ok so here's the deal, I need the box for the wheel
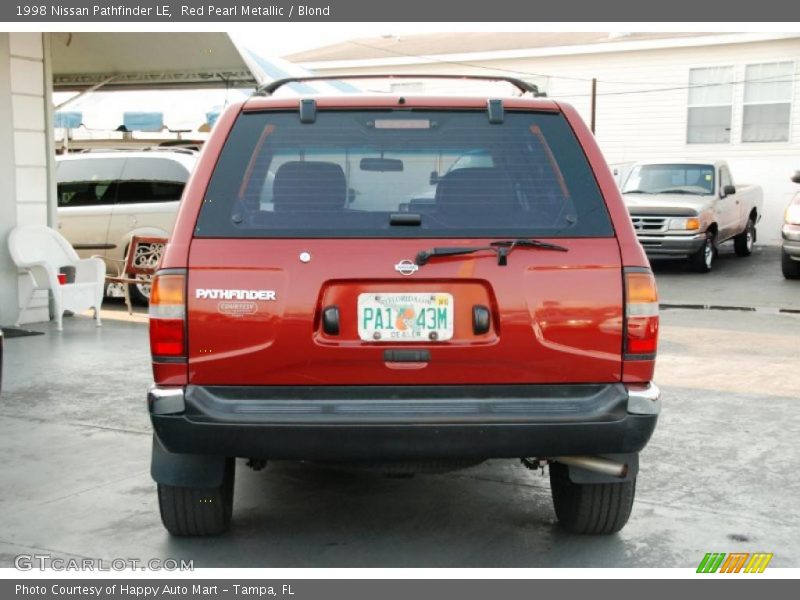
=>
[127,275,152,306]
[157,459,235,536]
[549,462,635,535]
[782,250,800,280]
[689,231,715,273]
[734,217,755,257]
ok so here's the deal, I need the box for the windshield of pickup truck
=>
[196,110,613,238]
[623,163,715,196]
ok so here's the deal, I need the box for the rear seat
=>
[434,167,519,227]
[273,161,347,211]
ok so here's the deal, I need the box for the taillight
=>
[149,272,186,357]
[624,269,659,358]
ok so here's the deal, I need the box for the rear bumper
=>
[636,233,706,257]
[149,383,660,460]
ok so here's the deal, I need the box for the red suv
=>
[147,75,660,537]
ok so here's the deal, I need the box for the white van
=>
[56,149,197,303]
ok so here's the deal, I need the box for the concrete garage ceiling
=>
[50,32,257,91]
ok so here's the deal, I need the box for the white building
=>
[289,32,800,242]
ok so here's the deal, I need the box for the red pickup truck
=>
[147,75,660,537]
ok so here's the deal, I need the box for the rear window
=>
[119,157,191,185]
[57,158,123,207]
[196,110,612,238]
[116,157,189,204]
[57,156,190,207]
[116,181,185,203]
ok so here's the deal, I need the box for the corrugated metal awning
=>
[50,32,257,91]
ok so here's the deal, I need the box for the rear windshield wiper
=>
[415,239,568,267]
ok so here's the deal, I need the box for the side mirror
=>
[791,171,800,184]
[722,184,736,197]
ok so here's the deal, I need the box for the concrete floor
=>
[1,246,799,568]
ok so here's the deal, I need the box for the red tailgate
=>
[186,238,622,385]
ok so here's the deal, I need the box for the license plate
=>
[357,293,454,342]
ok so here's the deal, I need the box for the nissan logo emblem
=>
[394,259,419,276]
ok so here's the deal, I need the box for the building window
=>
[687,66,734,144]
[742,62,793,143]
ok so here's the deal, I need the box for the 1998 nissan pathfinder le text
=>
[147,75,661,537]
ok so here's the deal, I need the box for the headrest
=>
[435,167,516,213]
[273,161,346,211]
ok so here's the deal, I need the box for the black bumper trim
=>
[183,383,627,425]
[152,356,187,364]
[150,383,657,460]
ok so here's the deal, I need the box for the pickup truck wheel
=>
[734,218,755,257]
[157,460,235,536]
[689,232,715,273]
[782,250,800,280]
[549,462,635,535]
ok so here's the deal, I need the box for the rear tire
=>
[782,250,800,280]
[549,462,635,535]
[734,217,755,257]
[157,459,235,536]
[689,231,715,273]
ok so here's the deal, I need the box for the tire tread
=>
[157,462,234,536]
[782,251,800,279]
[733,218,755,257]
[550,462,635,535]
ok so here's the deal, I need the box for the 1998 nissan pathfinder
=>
[146,75,661,536]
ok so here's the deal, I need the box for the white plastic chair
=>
[8,225,105,331]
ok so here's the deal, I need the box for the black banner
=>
[1,0,797,22]
[4,579,798,600]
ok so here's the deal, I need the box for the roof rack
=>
[254,74,544,97]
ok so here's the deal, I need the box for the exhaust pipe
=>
[554,456,628,478]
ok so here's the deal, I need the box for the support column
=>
[0,32,51,326]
